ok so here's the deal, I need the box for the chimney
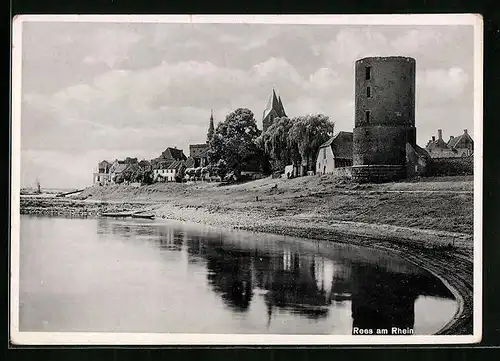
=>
[464,129,468,135]
[438,129,443,140]
[450,136,454,141]
[432,136,435,142]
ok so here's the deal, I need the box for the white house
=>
[316,131,353,175]
[153,168,168,182]
[154,160,185,182]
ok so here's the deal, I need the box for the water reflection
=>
[169,221,454,332]
[21,216,457,334]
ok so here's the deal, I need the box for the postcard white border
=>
[10,14,483,346]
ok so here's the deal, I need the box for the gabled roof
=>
[167,160,185,171]
[414,144,431,159]
[111,163,128,174]
[447,132,473,149]
[319,131,353,160]
[162,147,187,161]
[447,136,460,148]
[184,157,196,168]
[151,158,174,170]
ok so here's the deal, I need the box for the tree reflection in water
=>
[98,219,455,333]
[205,246,254,312]
[187,233,338,320]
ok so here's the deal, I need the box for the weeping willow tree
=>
[260,116,297,173]
[288,114,334,175]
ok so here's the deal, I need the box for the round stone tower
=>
[352,56,416,183]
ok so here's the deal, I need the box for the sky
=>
[17,20,475,189]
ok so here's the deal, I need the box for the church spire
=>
[207,109,215,144]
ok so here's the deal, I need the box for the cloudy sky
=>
[18,20,475,189]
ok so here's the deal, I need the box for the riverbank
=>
[19,174,475,335]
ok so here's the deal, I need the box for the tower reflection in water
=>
[183,227,454,333]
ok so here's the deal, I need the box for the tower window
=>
[365,110,371,123]
[365,66,371,80]
[367,86,371,98]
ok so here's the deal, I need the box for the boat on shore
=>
[131,213,156,220]
[101,212,134,218]
[101,212,155,219]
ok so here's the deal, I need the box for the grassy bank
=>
[20,174,475,335]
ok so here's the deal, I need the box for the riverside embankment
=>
[19,175,475,335]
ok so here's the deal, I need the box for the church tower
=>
[262,88,287,132]
[207,109,215,143]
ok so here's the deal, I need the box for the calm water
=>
[19,215,457,335]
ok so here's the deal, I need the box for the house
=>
[189,143,209,167]
[150,147,187,172]
[447,129,474,157]
[153,166,168,182]
[161,147,187,162]
[107,160,142,184]
[93,160,112,185]
[109,160,128,183]
[425,129,474,158]
[153,160,186,182]
[406,143,431,178]
[316,131,353,175]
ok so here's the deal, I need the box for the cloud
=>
[18,23,474,188]
[80,28,142,67]
[391,28,444,54]
[321,28,392,66]
[417,67,470,102]
[318,26,473,71]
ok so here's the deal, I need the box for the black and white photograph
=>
[10,14,482,345]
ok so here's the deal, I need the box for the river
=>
[18,215,458,335]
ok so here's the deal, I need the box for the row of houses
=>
[313,128,473,176]
[93,143,211,186]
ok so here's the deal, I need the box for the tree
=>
[261,116,296,173]
[114,174,124,184]
[195,167,202,178]
[186,168,195,179]
[289,114,334,174]
[208,108,261,178]
[215,159,228,179]
[142,170,154,185]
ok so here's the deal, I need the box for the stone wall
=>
[352,165,406,183]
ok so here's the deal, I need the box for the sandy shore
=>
[19,175,474,335]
